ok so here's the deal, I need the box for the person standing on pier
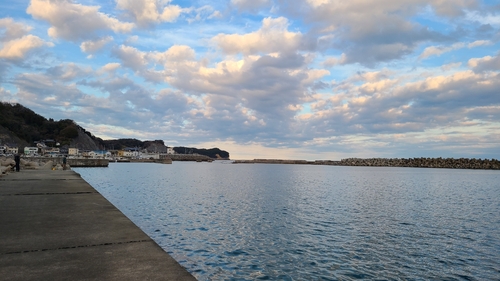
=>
[14,154,20,172]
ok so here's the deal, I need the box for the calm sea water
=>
[74,162,500,280]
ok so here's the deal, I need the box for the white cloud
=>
[0,17,32,42]
[100,63,121,73]
[155,45,196,63]
[467,40,492,48]
[113,45,148,70]
[419,43,464,60]
[115,0,183,27]
[0,17,53,60]
[323,54,347,67]
[231,0,271,12]
[27,0,134,41]
[45,63,91,81]
[419,40,492,60]
[441,62,462,71]
[0,34,53,59]
[468,53,500,72]
[212,17,304,55]
[208,11,223,19]
[80,36,113,55]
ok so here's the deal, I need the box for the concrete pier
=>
[0,170,196,281]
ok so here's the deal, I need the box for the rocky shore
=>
[233,157,500,170]
[0,156,69,177]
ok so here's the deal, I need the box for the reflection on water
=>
[75,163,500,280]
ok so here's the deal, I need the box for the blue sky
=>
[1,0,499,160]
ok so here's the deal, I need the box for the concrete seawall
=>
[22,157,109,167]
[169,154,214,162]
[0,170,196,280]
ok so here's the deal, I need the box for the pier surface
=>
[0,170,196,281]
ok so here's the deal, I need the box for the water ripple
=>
[76,163,500,280]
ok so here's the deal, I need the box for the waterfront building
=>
[24,147,39,156]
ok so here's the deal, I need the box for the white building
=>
[24,147,39,156]
[7,146,18,154]
[68,148,79,156]
[87,150,111,159]
[166,147,175,154]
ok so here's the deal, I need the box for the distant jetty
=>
[233,158,500,170]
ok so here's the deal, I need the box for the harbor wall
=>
[22,157,109,167]
[233,157,500,170]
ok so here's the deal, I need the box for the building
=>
[166,147,175,154]
[7,146,19,154]
[43,147,60,156]
[92,150,111,159]
[68,148,79,156]
[24,147,39,156]
[1,144,19,155]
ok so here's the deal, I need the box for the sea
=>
[74,162,500,281]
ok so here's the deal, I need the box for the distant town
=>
[1,139,179,161]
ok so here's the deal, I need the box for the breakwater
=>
[32,157,109,167]
[129,158,173,164]
[67,158,109,167]
[169,154,213,162]
[233,157,500,170]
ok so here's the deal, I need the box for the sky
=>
[1,0,499,160]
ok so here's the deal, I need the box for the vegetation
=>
[0,102,78,146]
[173,146,230,159]
[102,138,145,150]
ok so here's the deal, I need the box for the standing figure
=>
[63,156,67,170]
[14,154,20,172]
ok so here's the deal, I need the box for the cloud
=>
[45,63,92,82]
[466,10,500,26]
[115,0,184,27]
[468,53,500,72]
[27,0,134,42]
[419,40,492,60]
[212,17,305,55]
[231,0,272,12]
[0,87,15,102]
[99,63,121,73]
[323,53,347,67]
[80,36,113,55]
[0,17,53,60]
[467,39,492,48]
[0,34,53,59]
[0,17,32,41]
[283,0,478,65]
[112,45,148,70]
[419,43,464,60]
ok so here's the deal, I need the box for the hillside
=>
[0,102,230,159]
[0,102,98,150]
